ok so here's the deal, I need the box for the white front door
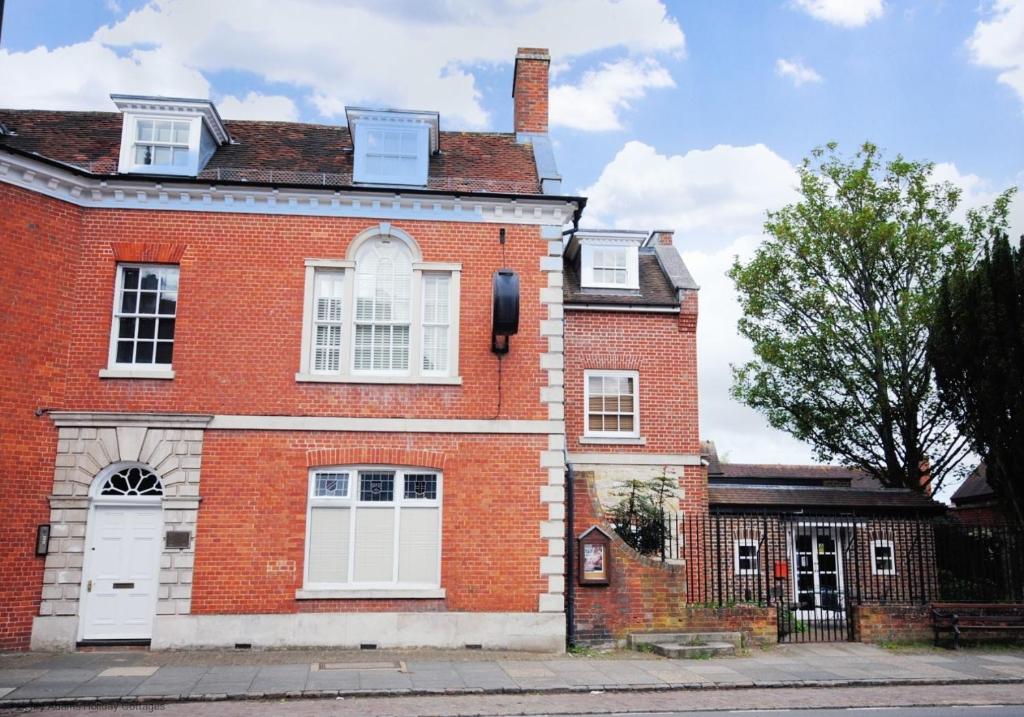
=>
[80,503,163,641]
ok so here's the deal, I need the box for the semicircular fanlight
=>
[99,465,163,497]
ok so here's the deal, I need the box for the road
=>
[4,683,1023,716]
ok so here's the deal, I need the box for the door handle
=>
[87,580,93,593]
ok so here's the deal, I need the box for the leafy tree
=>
[608,470,679,558]
[929,232,1024,525]
[730,142,1013,492]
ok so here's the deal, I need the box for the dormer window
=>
[112,94,230,177]
[577,231,643,290]
[347,108,439,187]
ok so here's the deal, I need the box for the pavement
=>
[0,642,1022,709]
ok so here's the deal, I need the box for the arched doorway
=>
[78,462,164,643]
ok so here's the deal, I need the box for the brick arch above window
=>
[110,242,188,264]
[306,447,449,470]
[583,354,643,371]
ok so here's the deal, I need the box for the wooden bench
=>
[931,603,1024,649]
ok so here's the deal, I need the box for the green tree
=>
[608,470,679,558]
[929,232,1024,525]
[730,142,1013,492]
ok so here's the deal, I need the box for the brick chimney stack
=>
[513,47,550,134]
[652,230,675,246]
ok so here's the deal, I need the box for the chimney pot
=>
[513,47,550,134]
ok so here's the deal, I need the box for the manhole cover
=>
[313,660,405,672]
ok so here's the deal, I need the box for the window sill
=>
[578,436,646,446]
[99,368,175,380]
[295,588,446,600]
[295,373,462,386]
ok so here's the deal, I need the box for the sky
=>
[2,0,1023,480]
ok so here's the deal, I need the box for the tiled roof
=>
[708,485,945,512]
[714,463,867,484]
[951,463,994,504]
[564,251,680,308]
[0,109,542,195]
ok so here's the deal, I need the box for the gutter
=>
[564,452,575,650]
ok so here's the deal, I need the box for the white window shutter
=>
[352,508,395,583]
[307,507,350,583]
[312,271,344,373]
[398,508,440,584]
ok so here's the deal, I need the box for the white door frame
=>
[791,525,846,621]
[77,465,164,643]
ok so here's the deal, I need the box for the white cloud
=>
[550,58,674,131]
[10,0,679,129]
[968,0,1024,110]
[792,0,884,27]
[218,92,299,122]
[931,161,1024,238]
[580,141,800,247]
[0,44,208,111]
[581,141,813,463]
[775,58,823,86]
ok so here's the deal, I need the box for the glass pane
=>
[392,326,409,370]
[588,414,603,431]
[157,318,175,340]
[588,375,602,394]
[173,122,190,144]
[122,267,140,289]
[118,317,136,340]
[120,291,137,314]
[315,472,349,497]
[136,120,153,141]
[155,341,173,364]
[137,318,156,339]
[153,146,172,165]
[159,270,178,291]
[140,270,159,290]
[135,341,154,363]
[116,340,134,363]
[139,291,157,314]
[360,472,394,502]
[404,474,437,500]
[619,414,634,431]
[134,145,152,164]
[155,120,172,142]
[158,292,177,316]
[172,147,189,167]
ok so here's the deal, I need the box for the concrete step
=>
[628,631,744,650]
[648,641,736,659]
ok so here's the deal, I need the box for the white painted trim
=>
[295,588,446,599]
[0,150,580,225]
[414,261,462,272]
[49,411,212,428]
[304,259,355,269]
[583,369,640,440]
[295,373,462,385]
[207,415,560,433]
[577,436,647,446]
[98,368,176,380]
[564,304,680,314]
[568,453,702,466]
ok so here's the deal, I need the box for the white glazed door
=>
[81,505,163,641]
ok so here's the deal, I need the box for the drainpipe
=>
[564,453,575,649]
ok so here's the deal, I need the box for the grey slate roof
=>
[951,463,994,505]
[708,484,946,512]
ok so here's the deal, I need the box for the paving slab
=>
[132,666,207,696]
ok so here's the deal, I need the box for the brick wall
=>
[192,431,548,614]
[0,184,81,649]
[571,471,774,646]
[513,48,549,134]
[850,604,932,643]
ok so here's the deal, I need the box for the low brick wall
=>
[571,472,776,647]
[850,604,932,643]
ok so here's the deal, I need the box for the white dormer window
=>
[133,118,193,169]
[347,108,439,187]
[581,243,639,290]
[112,95,230,177]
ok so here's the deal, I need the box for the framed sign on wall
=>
[578,526,612,586]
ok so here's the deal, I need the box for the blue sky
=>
[2,0,1022,480]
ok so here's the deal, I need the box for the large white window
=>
[304,467,442,592]
[297,228,460,384]
[584,370,640,438]
[105,264,178,376]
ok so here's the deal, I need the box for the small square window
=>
[315,472,350,498]
[735,539,759,575]
[871,540,896,575]
[584,370,639,437]
[109,264,178,370]
[360,472,395,502]
[404,474,438,500]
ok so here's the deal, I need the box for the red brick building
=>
[0,48,599,652]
